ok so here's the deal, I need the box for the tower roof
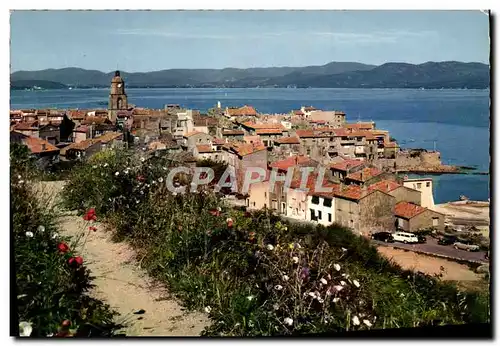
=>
[112,70,124,83]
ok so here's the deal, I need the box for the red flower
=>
[209,209,220,217]
[89,226,97,232]
[83,208,97,221]
[249,231,256,241]
[57,242,69,254]
[137,175,145,182]
[68,256,83,267]
[244,211,252,218]
[61,320,71,328]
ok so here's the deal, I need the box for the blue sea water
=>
[10,88,490,203]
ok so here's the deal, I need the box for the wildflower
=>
[282,275,289,281]
[61,320,71,327]
[308,292,316,298]
[47,333,54,337]
[352,316,360,326]
[300,267,310,281]
[292,256,299,264]
[266,244,274,251]
[333,297,340,303]
[273,304,279,310]
[57,242,69,253]
[295,243,302,249]
[284,317,293,326]
[320,278,328,285]
[140,157,146,162]
[37,226,45,234]
[204,306,212,314]
[19,321,32,337]
[333,285,343,292]
[89,226,97,232]
[163,167,167,171]
[342,247,347,252]
[226,218,233,228]
[52,233,59,239]
[318,297,324,304]
[137,175,145,182]
[400,293,405,297]
[274,285,283,291]
[25,231,34,238]
[244,211,251,217]
[158,177,164,183]
[334,263,341,271]
[209,209,220,216]
[341,273,350,279]
[247,295,254,301]
[83,208,97,221]
[115,171,120,176]
[68,256,83,267]
[103,163,109,167]
[341,281,346,286]
[353,280,360,288]
[248,231,256,241]
[363,319,372,327]
[288,243,294,249]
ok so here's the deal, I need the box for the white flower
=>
[273,304,279,310]
[363,319,372,327]
[342,273,350,279]
[400,293,405,297]
[51,233,58,239]
[342,247,347,252]
[308,292,316,298]
[136,200,140,204]
[158,177,164,183]
[140,191,144,195]
[140,157,146,162]
[284,226,288,231]
[333,297,340,303]
[19,321,32,337]
[320,278,328,285]
[163,167,167,171]
[274,285,283,291]
[282,275,289,281]
[204,306,212,314]
[353,280,360,288]
[334,263,341,271]
[317,297,324,304]
[352,315,360,326]
[333,285,343,292]
[226,217,233,223]
[37,225,45,233]
[47,333,54,337]
[247,295,254,301]
[92,165,97,169]
[292,256,299,264]
[115,171,120,176]
[172,192,177,196]
[19,180,24,184]
[103,163,109,167]
[266,244,274,251]
[17,175,21,179]
[284,317,293,326]
[217,207,222,212]
[296,243,302,249]
[25,231,34,238]
[341,281,346,286]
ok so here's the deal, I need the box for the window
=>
[417,183,422,189]
[310,209,317,221]
[328,213,332,222]
[246,199,249,206]
[264,192,267,198]
[323,198,332,207]
[311,196,320,205]
[318,211,322,220]
[426,182,431,187]
[253,202,256,207]
[264,203,267,208]
[432,217,439,226]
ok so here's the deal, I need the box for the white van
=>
[393,232,419,244]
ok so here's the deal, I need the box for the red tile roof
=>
[95,132,123,144]
[212,138,226,145]
[183,131,204,138]
[394,201,427,219]
[330,159,364,172]
[222,129,245,136]
[343,122,375,130]
[196,144,213,153]
[13,121,39,131]
[242,121,284,130]
[61,138,100,154]
[346,167,383,182]
[295,129,331,138]
[269,155,318,172]
[69,110,87,120]
[334,185,363,201]
[368,180,402,193]
[275,136,300,145]
[82,116,108,125]
[227,105,257,117]
[256,128,283,135]
[24,136,59,154]
[225,142,266,157]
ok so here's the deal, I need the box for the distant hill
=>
[10,79,68,90]
[10,61,489,89]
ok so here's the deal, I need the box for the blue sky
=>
[10,10,490,72]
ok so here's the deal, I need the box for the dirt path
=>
[38,181,210,336]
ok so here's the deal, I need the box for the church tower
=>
[108,70,128,123]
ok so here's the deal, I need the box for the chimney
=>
[42,143,46,151]
[386,182,390,191]
[360,171,364,181]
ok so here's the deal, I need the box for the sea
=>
[10,88,491,204]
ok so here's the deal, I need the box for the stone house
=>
[39,123,60,144]
[13,121,39,138]
[343,122,375,132]
[394,201,445,232]
[224,105,258,121]
[334,185,396,236]
[182,131,213,150]
[345,167,386,186]
[309,110,346,128]
[368,180,422,205]
[383,142,400,159]
[194,144,223,161]
[246,180,271,210]
[10,131,60,169]
[330,159,366,181]
[222,129,245,141]
[60,138,102,161]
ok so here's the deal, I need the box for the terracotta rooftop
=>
[334,185,365,201]
[269,155,317,172]
[275,136,300,145]
[95,132,123,144]
[82,116,108,125]
[193,116,218,127]
[343,122,375,130]
[368,180,402,194]
[330,159,364,172]
[295,129,331,138]
[255,128,283,135]
[225,142,266,157]
[14,121,39,131]
[222,129,245,136]
[242,121,285,130]
[294,110,304,116]
[212,138,226,145]
[69,110,87,120]
[196,144,213,153]
[227,105,257,117]
[74,125,89,133]
[23,136,59,154]
[289,173,339,197]
[61,138,101,154]
[394,201,427,220]
[346,167,383,182]
[183,131,204,138]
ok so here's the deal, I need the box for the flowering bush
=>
[62,148,490,336]
[11,144,122,337]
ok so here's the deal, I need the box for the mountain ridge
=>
[10,61,489,89]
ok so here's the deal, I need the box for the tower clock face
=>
[117,83,122,88]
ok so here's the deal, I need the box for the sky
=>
[10,10,490,72]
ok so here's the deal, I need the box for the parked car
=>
[393,232,419,244]
[371,232,394,242]
[417,234,427,244]
[438,236,457,246]
[454,242,480,252]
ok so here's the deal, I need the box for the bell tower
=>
[108,70,128,122]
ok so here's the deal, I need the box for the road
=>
[372,237,488,263]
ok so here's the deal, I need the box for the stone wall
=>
[359,191,396,234]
